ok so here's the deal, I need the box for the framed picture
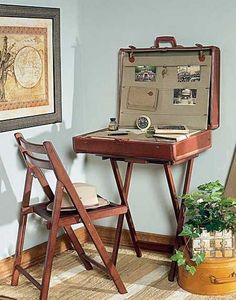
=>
[0,4,61,133]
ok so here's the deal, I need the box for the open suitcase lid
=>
[117,36,220,131]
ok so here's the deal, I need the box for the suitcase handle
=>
[210,272,236,284]
[155,36,177,48]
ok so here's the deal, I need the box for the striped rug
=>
[0,245,235,299]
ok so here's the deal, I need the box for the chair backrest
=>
[15,132,89,216]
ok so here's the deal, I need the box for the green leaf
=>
[179,225,193,237]
[170,250,186,266]
[179,224,200,239]
[191,252,205,265]
[177,258,186,266]
[185,265,196,275]
[170,250,184,261]
[222,197,236,204]
[191,232,201,239]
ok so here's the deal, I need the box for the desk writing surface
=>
[73,129,212,163]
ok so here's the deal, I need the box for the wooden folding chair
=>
[11,133,127,299]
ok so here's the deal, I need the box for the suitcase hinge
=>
[199,50,205,62]
[128,45,136,63]
[195,44,206,62]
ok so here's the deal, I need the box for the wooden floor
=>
[0,244,235,300]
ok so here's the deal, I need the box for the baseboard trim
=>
[95,225,175,252]
[0,226,87,279]
[0,225,174,278]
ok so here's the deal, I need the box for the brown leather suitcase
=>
[178,257,236,295]
[73,36,220,164]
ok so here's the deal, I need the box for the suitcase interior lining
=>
[119,52,212,130]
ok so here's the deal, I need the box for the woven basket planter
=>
[192,230,235,258]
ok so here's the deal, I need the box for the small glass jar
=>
[108,117,118,131]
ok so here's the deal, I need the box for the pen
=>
[108,132,129,136]
[154,135,176,140]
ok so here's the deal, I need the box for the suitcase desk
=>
[72,36,220,281]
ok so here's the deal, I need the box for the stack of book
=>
[153,125,200,142]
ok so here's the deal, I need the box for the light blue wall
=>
[76,0,236,234]
[0,0,235,260]
[0,0,84,259]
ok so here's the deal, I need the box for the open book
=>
[153,130,201,142]
[154,124,189,134]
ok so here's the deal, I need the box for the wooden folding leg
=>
[110,159,142,258]
[12,169,33,286]
[40,227,58,299]
[164,163,180,220]
[11,213,29,286]
[64,226,93,270]
[165,159,194,281]
[40,182,64,300]
[84,221,127,294]
[112,214,125,265]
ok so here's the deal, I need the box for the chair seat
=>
[46,195,110,212]
[32,202,128,228]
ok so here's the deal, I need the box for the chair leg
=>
[11,214,28,286]
[40,225,58,300]
[85,222,127,294]
[40,181,64,300]
[12,169,33,286]
[112,214,124,265]
[64,226,93,270]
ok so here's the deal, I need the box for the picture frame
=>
[0,4,61,133]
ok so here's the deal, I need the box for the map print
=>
[0,26,48,112]
[14,46,42,89]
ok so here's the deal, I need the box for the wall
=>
[76,0,236,233]
[0,0,83,260]
[0,0,235,260]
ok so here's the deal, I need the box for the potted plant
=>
[171,180,236,275]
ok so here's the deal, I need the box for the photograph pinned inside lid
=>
[173,88,197,105]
